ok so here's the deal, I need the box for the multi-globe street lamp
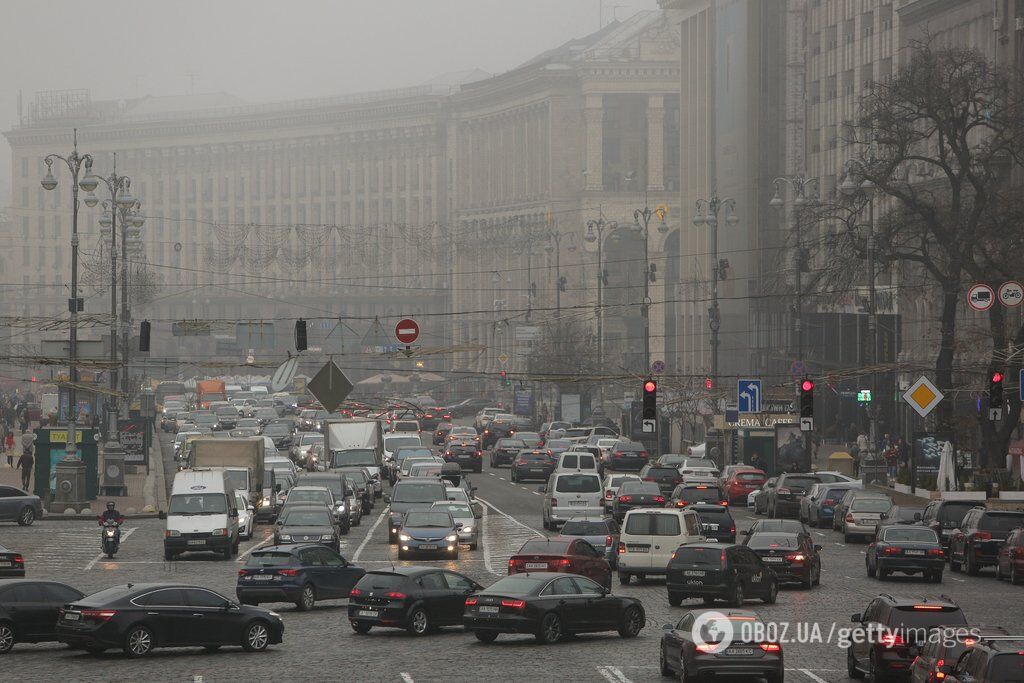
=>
[693,195,739,387]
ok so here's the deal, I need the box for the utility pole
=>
[693,194,740,387]
[585,212,613,409]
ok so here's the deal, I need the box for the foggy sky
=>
[0,0,657,205]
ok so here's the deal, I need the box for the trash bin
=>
[826,452,855,477]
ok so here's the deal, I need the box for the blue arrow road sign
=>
[738,379,762,414]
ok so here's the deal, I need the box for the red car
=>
[724,469,767,504]
[996,527,1024,584]
[508,537,612,589]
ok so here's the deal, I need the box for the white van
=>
[541,471,603,530]
[163,469,240,561]
[555,451,599,473]
[616,508,704,584]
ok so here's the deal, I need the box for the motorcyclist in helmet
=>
[99,501,124,524]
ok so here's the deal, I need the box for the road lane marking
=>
[354,508,388,562]
[400,674,414,683]
[84,527,137,570]
[799,669,829,683]
[596,667,623,683]
[950,576,965,582]
[814,532,825,536]
[605,667,632,683]
[236,533,275,563]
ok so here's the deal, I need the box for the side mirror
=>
[247,505,255,512]
[275,483,282,492]
[229,508,238,518]
[913,512,922,522]
[384,495,391,503]
[158,510,167,520]
[879,512,888,520]
[740,529,750,535]
[456,522,464,529]
[814,544,822,552]
[538,485,547,493]
[850,613,862,623]
[471,487,478,492]
[662,623,674,631]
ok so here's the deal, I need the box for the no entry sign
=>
[395,318,420,344]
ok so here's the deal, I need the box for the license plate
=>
[686,579,703,585]
[253,575,274,581]
[526,562,548,570]
[763,557,784,563]
[706,524,719,530]
[904,550,925,556]
[64,612,80,622]
[479,606,499,614]
[419,544,437,550]
[358,610,379,618]
[684,570,706,577]
[187,539,206,546]
[530,468,544,473]
[569,500,587,506]
[626,545,650,553]
[726,648,755,656]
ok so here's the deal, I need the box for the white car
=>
[234,490,254,540]
[747,489,759,507]
[813,470,862,487]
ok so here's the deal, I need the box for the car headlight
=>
[278,534,292,541]
[446,534,458,542]
[260,498,272,508]
[165,530,181,537]
[268,611,281,619]
[211,528,227,536]
[461,526,473,533]
[336,503,345,512]
[399,533,412,542]
[320,535,335,542]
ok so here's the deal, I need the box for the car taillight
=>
[237,569,249,576]
[846,513,856,522]
[350,588,362,597]
[278,569,300,576]
[509,558,525,571]
[880,632,904,647]
[1014,547,1024,558]
[643,476,655,482]
[386,592,407,600]
[729,525,736,535]
[675,500,688,507]
[605,535,613,546]
[556,558,571,567]
[973,531,992,541]
[476,451,483,457]
[696,642,720,653]
[883,547,901,556]
[82,609,118,622]
[465,597,478,606]
[760,643,781,652]
[786,553,806,563]
[719,500,729,506]
[12,554,23,564]
[777,487,791,495]
[618,542,626,554]
[638,451,648,459]
[654,496,665,504]
[605,490,613,499]
[618,495,632,503]
[501,599,526,610]
[721,549,727,569]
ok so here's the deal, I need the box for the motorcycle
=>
[99,518,124,558]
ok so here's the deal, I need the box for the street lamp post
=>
[693,195,740,388]
[41,129,98,461]
[585,213,615,408]
[632,204,670,377]
[544,230,577,316]
[101,198,145,416]
[769,177,819,368]
[840,162,878,451]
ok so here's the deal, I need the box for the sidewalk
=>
[0,427,166,519]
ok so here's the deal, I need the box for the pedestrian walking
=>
[16,448,33,491]
[4,431,13,467]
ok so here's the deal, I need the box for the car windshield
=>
[338,470,368,485]
[672,546,724,566]
[890,606,966,630]
[936,502,975,526]
[783,476,819,489]
[554,474,600,493]
[282,509,332,526]
[851,499,892,513]
[824,488,849,502]
[404,511,453,527]
[410,464,442,476]
[609,476,638,487]
[737,472,766,481]
[481,576,542,596]
[223,470,248,492]
[498,439,526,449]
[981,512,1024,531]
[520,452,548,462]
[883,527,937,543]
[392,482,446,503]
[676,487,722,503]
[561,520,610,535]
[386,436,421,451]
[624,513,680,536]
[395,448,433,460]
[433,503,472,517]
[288,490,331,504]
[518,539,571,554]
[747,533,801,549]
[620,481,661,495]
[263,424,290,436]
[169,493,227,515]
[331,449,377,467]
[546,439,571,449]
[300,434,323,446]
[246,552,294,567]
[214,407,236,416]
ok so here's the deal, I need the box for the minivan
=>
[555,451,599,473]
[163,469,240,561]
[616,508,704,584]
[541,472,603,530]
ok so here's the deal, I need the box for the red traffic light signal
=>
[992,371,1004,384]
[644,379,657,394]
[801,379,814,392]
[704,377,713,390]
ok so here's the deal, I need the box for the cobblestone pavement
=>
[1,430,1020,682]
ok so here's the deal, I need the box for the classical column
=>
[646,94,665,192]
[584,94,604,191]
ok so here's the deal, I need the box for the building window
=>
[21,157,28,178]
[21,217,28,240]
[203,178,212,202]
[37,216,45,239]
[236,207,245,224]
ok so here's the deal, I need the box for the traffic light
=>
[704,377,713,390]
[139,320,150,352]
[500,370,510,387]
[799,377,814,418]
[643,378,657,420]
[990,369,1005,409]
[295,319,308,352]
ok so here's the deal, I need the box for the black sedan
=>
[443,442,483,473]
[660,609,784,683]
[237,544,365,610]
[612,481,666,522]
[511,450,555,483]
[866,525,945,582]
[57,583,284,657]
[464,572,645,644]
[273,504,340,551]
[348,567,482,636]
[666,543,778,607]
[746,531,822,589]
[0,580,84,653]
[0,543,25,578]
[0,485,43,525]
[491,438,527,468]
[688,504,737,543]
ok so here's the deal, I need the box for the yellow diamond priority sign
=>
[903,376,943,418]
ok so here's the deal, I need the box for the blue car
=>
[237,544,365,611]
[397,510,460,560]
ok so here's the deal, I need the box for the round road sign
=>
[967,283,995,311]
[395,318,420,344]
[998,281,1024,308]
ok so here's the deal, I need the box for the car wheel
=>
[950,551,961,573]
[350,620,372,634]
[123,625,154,658]
[965,548,979,576]
[408,607,430,636]
[996,562,1005,581]
[878,567,888,581]
[762,580,778,605]
[867,560,876,578]
[536,612,563,644]
[397,550,407,561]
[668,593,683,607]
[242,620,270,652]
[618,571,631,585]
[221,547,233,560]
[0,621,14,653]
[1012,564,1022,585]
[297,584,316,611]
[868,651,886,682]
[729,582,744,607]
[474,630,498,643]
[848,648,864,679]
[17,506,35,526]
[659,644,673,676]
[803,569,814,590]
[931,571,943,583]
[618,606,643,638]
[844,533,852,544]
[341,524,350,536]
[164,549,175,562]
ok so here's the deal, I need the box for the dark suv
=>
[920,499,980,551]
[639,464,684,496]
[996,527,1024,584]
[665,543,778,607]
[942,635,1024,682]
[909,628,1008,683]
[948,507,1024,575]
[606,441,649,472]
[768,473,821,519]
[847,594,967,681]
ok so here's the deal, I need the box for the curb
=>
[36,513,162,522]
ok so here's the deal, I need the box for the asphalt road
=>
[1,428,1021,682]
